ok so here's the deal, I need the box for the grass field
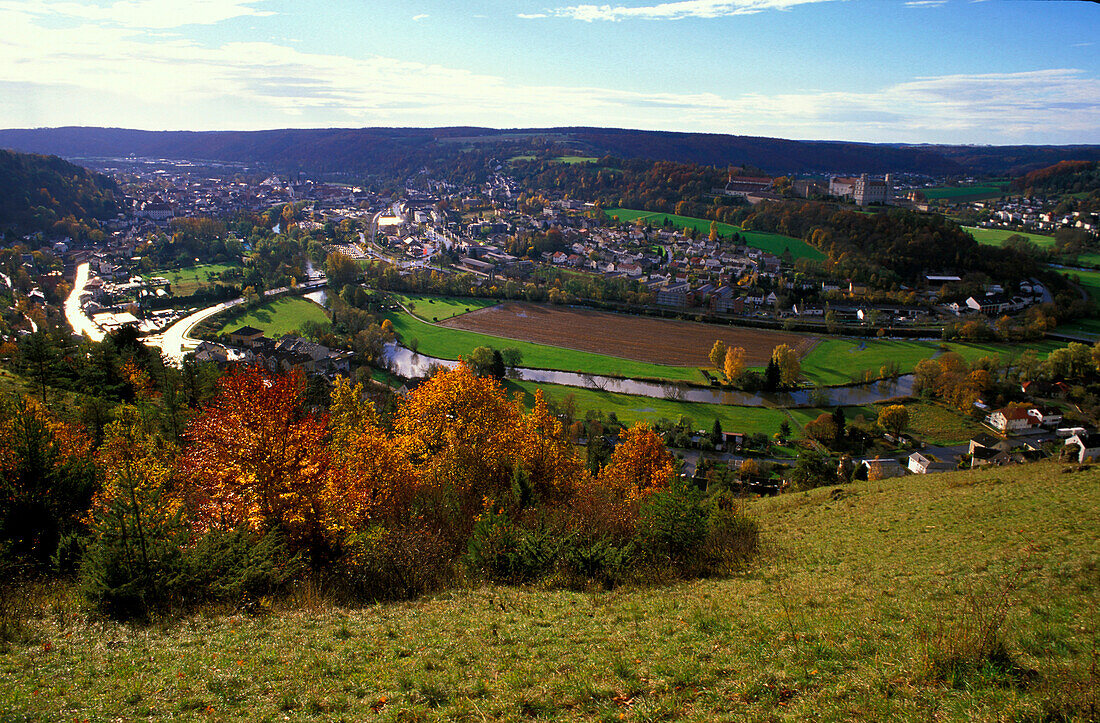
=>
[922,182,1010,202]
[508,379,807,436]
[384,309,707,383]
[964,226,1055,248]
[799,338,1057,386]
[1060,267,1100,300]
[903,401,985,446]
[606,208,825,262]
[390,293,497,322]
[214,296,329,338]
[152,263,242,296]
[4,462,1095,721]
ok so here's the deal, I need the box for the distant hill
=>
[0,148,118,239]
[2,126,1098,177]
[1012,160,1100,195]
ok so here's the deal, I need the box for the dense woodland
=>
[0,149,117,242]
[4,126,1100,177]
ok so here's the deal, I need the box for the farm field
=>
[152,263,242,295]
[390,293,497,322]
[6,463,1095,722]
[442,302,816,367]
[213,296,328,338]
[384,309,707,383]
[606,208,825,261]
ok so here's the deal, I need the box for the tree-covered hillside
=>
[0,149,118,240]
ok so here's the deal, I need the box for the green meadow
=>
[922,182,1010,201]
[964,226,1055,248]
[4,462,1095,721]
[606,208,825,262]
[390,293,498,322]
[151,263,243,296]
[214,296,329,338]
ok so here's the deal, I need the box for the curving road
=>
[144,297,244,365]
[64,262,105,342]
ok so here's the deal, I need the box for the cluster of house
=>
[194,325,353,377]
[944,280,1047,316]
[973,197,1098,235]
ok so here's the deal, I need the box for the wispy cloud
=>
[0,0,272,28]
[905,0,947,7]
[412,13,429,21]
[525,0,836,22]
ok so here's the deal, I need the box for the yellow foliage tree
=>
[772,344,802,387]
[724,346,746,382]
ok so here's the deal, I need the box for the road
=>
[64,262,105,342]
[144,297,245,365]
[144,281,324,365]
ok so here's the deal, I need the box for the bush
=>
[464,509,562,583]
[79,525,191,620]
[561,537,635,587]
[635,479,709,567]
[80,525,304,620]
[703,496,759,567]
[338,525,456,601]
[184,527,304,608]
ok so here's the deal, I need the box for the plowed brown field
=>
[441,303,817,366]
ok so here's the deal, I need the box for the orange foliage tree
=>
[393,364,580,527]
[597,423,676,501]
[178,367,330,560]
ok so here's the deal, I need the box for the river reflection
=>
[381,344,914,408]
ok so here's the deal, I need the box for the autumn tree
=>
[394,364,580,528]
[597,423,676,501]
[708,340,727,370]
[325,250,360,290]
[724,346,746,383]
[878,405,909,438]
[803,413,838,445]
[771,344,802,387]
[0,397,95,569]
[81,405,185,615]
[179,368,331,561]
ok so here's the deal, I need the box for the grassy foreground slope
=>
[3,462,1096,721]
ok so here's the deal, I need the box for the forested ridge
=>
[0,149,118,240]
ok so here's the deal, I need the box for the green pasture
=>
[964,226,1055,248]
[922,182,1010,201]
[383,309,706,383]
[1059,267,1100,300]
[390,293,498,322]
[800,338,1058,386]
[606,208,825,261]
[151,263,242,295]
[214,296,329,338]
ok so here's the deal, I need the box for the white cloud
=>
[529,0,836,22]
[412,13,429,21]
[905,0,947,7]
[0,3,1096,143]
[0,0,272,28]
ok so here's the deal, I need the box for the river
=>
[381,344,914,408]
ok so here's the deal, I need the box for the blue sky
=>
[0,0,1096,144]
